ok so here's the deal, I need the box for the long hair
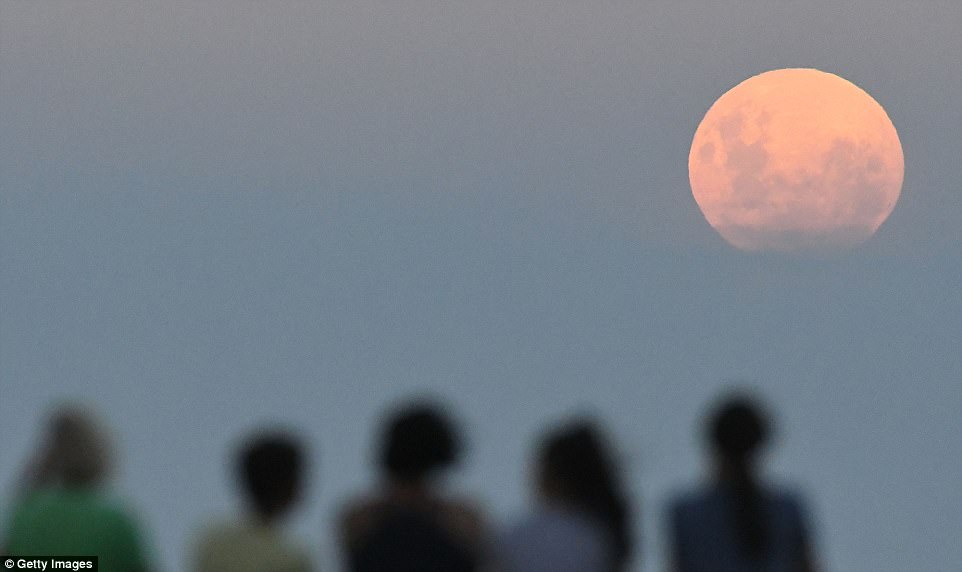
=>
[539,422,633,571]
[708,397,772,561]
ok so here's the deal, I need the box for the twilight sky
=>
[1,2,960,571]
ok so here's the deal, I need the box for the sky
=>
[1,2,960,571]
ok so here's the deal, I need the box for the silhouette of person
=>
[498,421,635,572]
[193,430,311,572]
[2,404,153,572]
[339,401,485,572]
[668,395,819,572]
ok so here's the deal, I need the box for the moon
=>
[689,68,904,252]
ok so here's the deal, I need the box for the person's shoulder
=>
[5,491,43,523]
[341,492,387,516]
[2,492,50,552]
[11,488,63,511]
[764,485,812,524]
[339,495,388,547]
[194,518,310,572]
[439,497,485,527]
[509,507,604,544]
[502,509,542,537]
[500,508,609,572]
[196,518,241,541]
[193,517,241,560]
[31,489,141,533]
[270,530,312,571]
[438,496,486,546]
[98,493,139,517]
[89,494,148,535]
[765,484,808,509]
[500,509,552,552]
[340,494,387,522]
[197,518,303,549]
[668,485,713,514]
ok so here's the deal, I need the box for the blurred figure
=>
[668,395,819,572]
[193,430,311,572]
[498,420,634,572]
[2,404,152,572]
[339,401,485,572]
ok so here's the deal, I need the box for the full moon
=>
[689,68,904,252]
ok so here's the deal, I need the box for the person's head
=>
[704,394,774,560]
[42,404,113,488]
[379,402,460,485]
[707,395,772,474]
[537,421,633,569]
[237,431,305,522]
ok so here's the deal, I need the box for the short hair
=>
[237,432,304,516]
[379,403,460,481]
[708,396,772,460]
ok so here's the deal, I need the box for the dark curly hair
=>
[379,403,461,482]
[237,431,305,518]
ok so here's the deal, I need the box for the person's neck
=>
[715,458,756,485]
[387,480,433,504]
[251,510,283,527]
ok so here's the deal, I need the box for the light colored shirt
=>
[499,506,610,572]
[4,488,150,572]
[669,485,811,572]
[193,519,312,572]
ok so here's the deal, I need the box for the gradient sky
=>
[1,2,960,571]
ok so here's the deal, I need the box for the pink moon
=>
[689,68,904,252]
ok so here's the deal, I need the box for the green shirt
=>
[4,488,150,572]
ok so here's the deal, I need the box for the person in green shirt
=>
[2,405,152,572]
